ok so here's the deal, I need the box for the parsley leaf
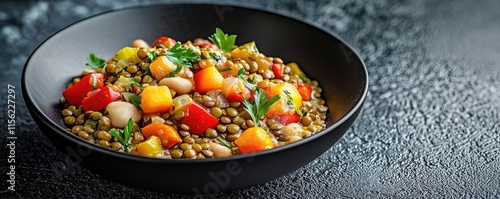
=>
[167,65,183,77]
[218,67,232,72]
[86,53,106,68]
[209,28,237,52]
[147,51,157,63]
[129,94,143,112]
[217,136,232,148]
[242,89,281,127]
[165,42,200,67]
[237,68,257,91]
[108,118,134,152]
[284,90,303,117]
[209,51,223,60]
[130,78,141,87]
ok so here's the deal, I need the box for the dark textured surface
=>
[1,0,500,198]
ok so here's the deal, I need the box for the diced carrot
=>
[235,127,274,154]
[141,122,181,149]
[194,66,223,94]
[140,86,173,113]
[149,56,177,81]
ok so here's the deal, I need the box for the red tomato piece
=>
[82,86,121,112]
[180,102,219,135]
[62,73,104,106]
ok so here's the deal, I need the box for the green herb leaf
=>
[283,90,303,117]
[165,42,200,67]
[218,67,232,73]
[130,78,141,87]
[130,94,143,112]
[243,89,281,127]
[209,52,223,60]
[217,136,232,148]
[209,28,237,52]
[237,68,256,91]
[299,75,311,84]
[147,50,157,63]
[108,118,134,152]
[86,53,106,68]
[91,74,97,90]
[167,65,183,77]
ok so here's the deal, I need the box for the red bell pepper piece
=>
[271,63,284,79]
[151,36,176,48]
[294,82,312,101]
[82,86,121,112]
[62,73,104,106]
[274,112,301,126]
[180,102,219,135]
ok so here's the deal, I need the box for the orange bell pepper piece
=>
[235,127,274,154]
[140,86,173,113]
[141,122,181,149]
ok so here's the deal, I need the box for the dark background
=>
[1,0,500,198]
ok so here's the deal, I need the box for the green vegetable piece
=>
[147,50,157,63]
[217,136,232,148]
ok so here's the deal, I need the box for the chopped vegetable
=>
[275,112,301,126]
[86,53,106,69]
[141,122,181,149]
[180,102,219,135]
[108,118,134,152]
[149,56,177,81]
[271,63,284,79]
[165,42,200,67]
[287,62,311,83]
[139,86,173,113]
[243,89,280,126]
[295,82,312,101]
[113,47,141,64]
[239,41,259,53]
[284,90,303,117]
[217,136,232,148]
[209,28,237,52]
[221,77,253,102]
[234,127,274,154]
[82,86,121,112]
[264,82,302,118]
[151,36,176,48]
[62,73,104,106]
[194,66,224,94]
[131,135,163,157]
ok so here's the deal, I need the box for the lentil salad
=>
[60,28,328,159]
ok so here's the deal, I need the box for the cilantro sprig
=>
[108,118,134,152]
[242,89,281,127]
[165,42,200,67]
[86,53,106,68]
[209,28,237,52]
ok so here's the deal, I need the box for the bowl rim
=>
[22,2,368,164]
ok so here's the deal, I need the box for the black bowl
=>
[22,3,368,194]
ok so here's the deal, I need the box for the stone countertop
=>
[1,0,500,198]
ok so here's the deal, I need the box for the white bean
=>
[158,77,193,95]
[132,39,150,48]
[282,123,302,138]
[106,101,142,128]
[209,142,232,158]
